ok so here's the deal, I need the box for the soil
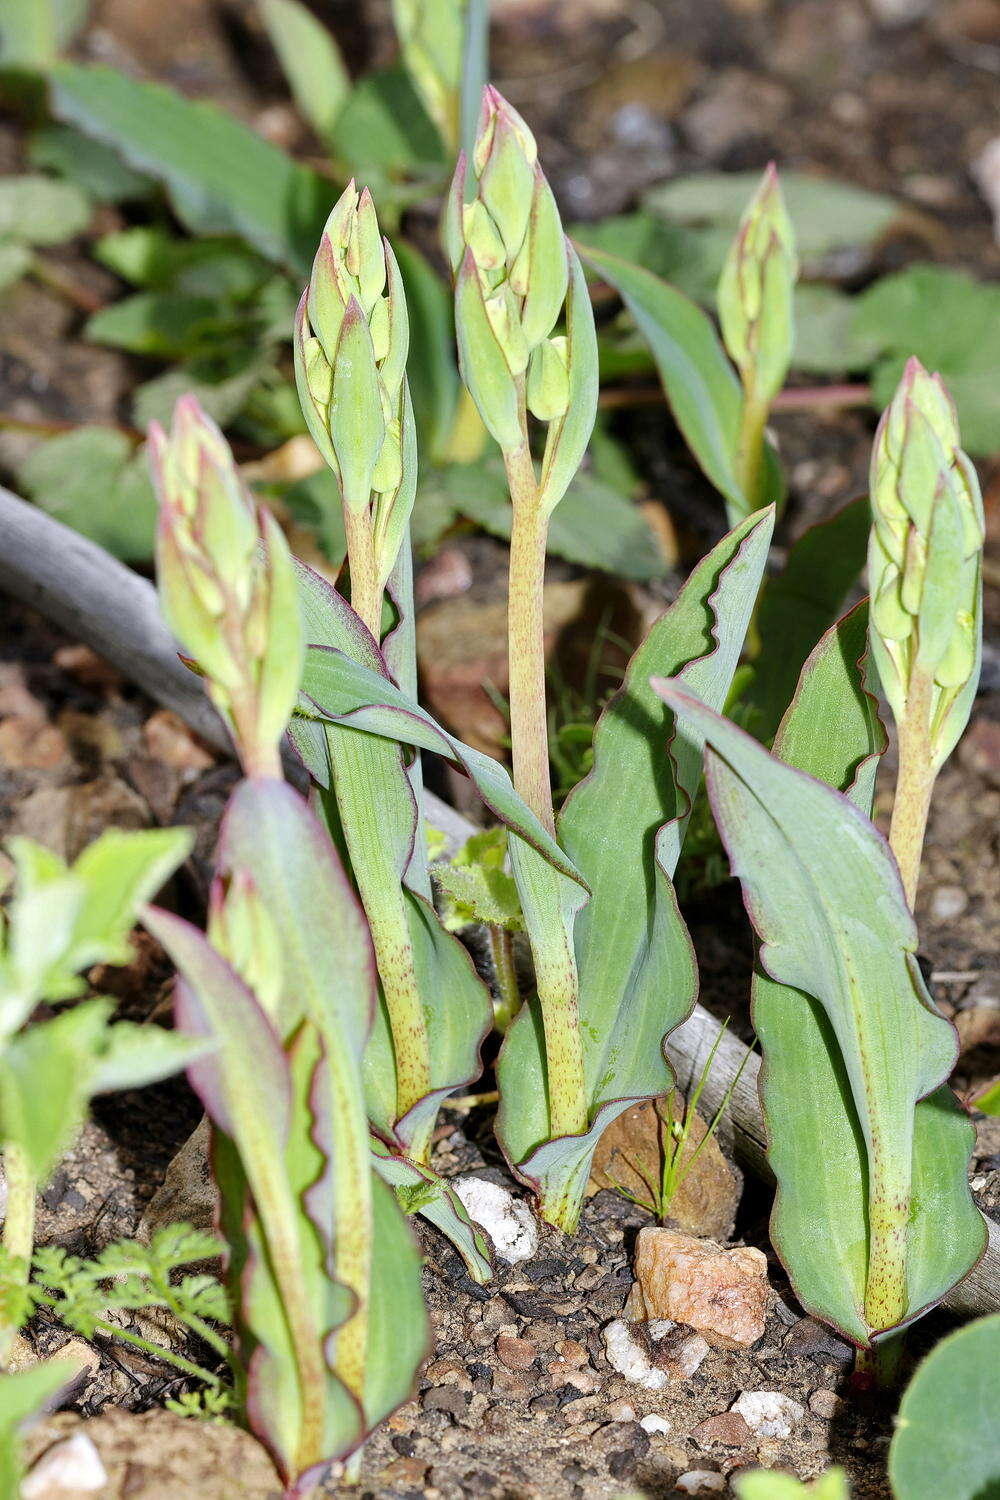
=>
[2,1,999,1497]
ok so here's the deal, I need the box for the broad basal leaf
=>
[0,174,90,245]
[18,427,158,562]
[259,0,351,146]
[495,509,773,1226]
[889,1314,1000,1500]
[751,603,985,1348]
[740,495,871,744]
[291,562,492,1160]
[50,63,330,272]
[655,657,984,1343]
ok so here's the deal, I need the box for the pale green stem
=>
[502,428,587,1149]
[889,667,936,910]
[0,1141,36,1364]
[855,1329,905,1390]
[343,504,383,644]
[487,925,521,1034]
[735,386,770,514]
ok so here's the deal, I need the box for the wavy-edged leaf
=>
[578,239,758,523]
[654,664,984,1343]
[748,603,985,1347]
[371,1139,492,1284]
[50,63,329,272]
[495,509,774,1225]
[143,907,361,1478]
[291,562,492,1156]
[741,495,871,745]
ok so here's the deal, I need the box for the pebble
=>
[625,1228,770,1348]
[691,1411,752,1449]
[602,1319,669,1392]
[496,1334,537,1370]
[783,1318,853,1363]
[607,1401,637,1422]
[731,1390,806,1439]
[676,1473,727,1496]
[930,884,968,921]
[639,1413,671,1436]
[452,1177,539,1265]
[22,1433,108,1496]
[809,1388,844,1420]
[422,1385,468,1418]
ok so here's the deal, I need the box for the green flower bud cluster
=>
[868,357,984,766]
[717,163,798,406]
[294,182,416,594]
[392,0,465,150]
[150,396,303,778]
[445,86,591,466]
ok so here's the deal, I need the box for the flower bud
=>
[150,396,303,778]
[447,85,592,470]
[294,182,417,596]
[868,358,984,766]
[717,164,798,406]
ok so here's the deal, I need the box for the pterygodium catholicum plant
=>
[145,400,433,1493]
[868,356,984,908]
[292,84,774,1233]
[652,364,986,1384]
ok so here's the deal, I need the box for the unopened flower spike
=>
[294,180,416,639]
[149,395,303,780]
[869,356,984,905]
[717,163,798,511]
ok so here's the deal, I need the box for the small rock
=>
[22,1433,108,1496]
[602,1320,669,1391]
[676,1472,727,1496]
[496,1334,537,1370]
[640,1413,671,1435]
[930,884,968,921]
[422,1385,468,1417]
[452,1177,539,1264]
[867,0,933,20]
[691,1411,752,1449]
[960,719,1000,788]
[783,1317,853,1363]
[681,69,790,159]
[809,1388,844,1420]
[415,547,474,607]
[657,1328,711,1379]
[624,1228,769,1348]
[731,1390,806,1439]
[143,710,214,773]
[379,1456,429,1488]
[555,1338,588,1367]
[139,1120,218,1240]
[607,1401,637,1422]
[957,1003,1000,1054]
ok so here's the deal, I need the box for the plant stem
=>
[504,439,556,838]
[487,925,521,1033]
[735,388,770,513]
[889,668,936,909]
[854,1329,905,1390]
[343,504,383,643]
[0,1141,35,1363]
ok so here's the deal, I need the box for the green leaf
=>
[1,1003,110,1180]
[577,240,752,523]
[655,652,985,1344]
[0,241,31,290]
[291,562,493,1157]
[792,284,884,376]
[496,509,773,1225]
[432,828,523,933]
[740,495,871,744]
[132,362,267,434]
[0,173,90,246]
[889,1314,1000,1500]
[259,0,351,146]
[50,63,330,272]
[94,227,271,297]
[86,292,221,357]
[854,264,1000,456]
[647,171,900,261]
[329,65,444,178]
[0,1359,81,1500]
[371,1139,492,1284]
[143,907,363,1479]
[29,123,153,204]
[87,1022,209,1095]
[735,1469,851,1500]
[17,427,158,561]
[974,1076,1000,1115]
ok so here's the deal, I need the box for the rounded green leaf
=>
[889,1315,1000,1500]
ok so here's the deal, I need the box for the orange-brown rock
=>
[588,1101,741,1239]
[624,1228,769,1349]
